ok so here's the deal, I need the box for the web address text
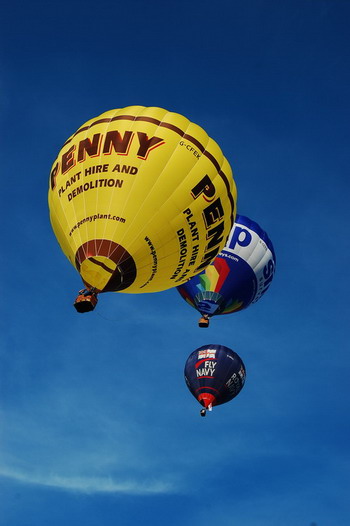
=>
[69,213,126,236]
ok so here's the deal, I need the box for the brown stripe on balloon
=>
[59,113,235,221]
[89,257,114,274]
[61,114,221,174]
[108,243,129,265]
[183,133,205,153]
[75,239,137,292]
[75,240,99,267]
[96,238,109,256]
[201,149,235,226]
[62,118,113,148]
[134,115,163,126]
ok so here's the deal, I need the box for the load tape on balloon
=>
[48,106,237,293]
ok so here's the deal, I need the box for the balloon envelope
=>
[48,106,237,294]
[184,344,246,409]
[177,214,275,319]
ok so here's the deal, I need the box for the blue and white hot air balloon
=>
[177,215,276,327]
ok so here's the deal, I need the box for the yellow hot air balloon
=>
[48,106,237,311]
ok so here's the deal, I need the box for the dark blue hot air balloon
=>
[177,214,276,327]
[184,344,246,416]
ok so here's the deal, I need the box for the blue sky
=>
[1,1,349,525]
